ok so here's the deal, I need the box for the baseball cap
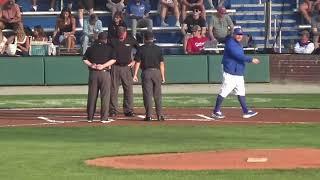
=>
[233,27,244,35]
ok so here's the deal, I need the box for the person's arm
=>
[144,1,151,17]
[304,43,315,54]
[97,59,117,70]
[133,61,141,82]
[160,61,165,83]
[83,59,97,69]
[227,16,234,33]
[17,36,30,53]
[294,42,305,53]
[225,40,253,63]
[70,17,76,35]
[186,38,192,54]
[181,23,188,35]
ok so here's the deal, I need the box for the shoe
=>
[101,119,111,123]
[109,112,117,117]
[175,22,180,27]
[144,117,152,121]
[211,111,225,119]
[49,8,54,12]
[124,112,135,117]
[87,119,93,123]
[157,115,165,121]
[31,5,37,11]
[161,22,169,27]
[243,110,258,118]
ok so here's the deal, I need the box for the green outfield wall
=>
[0,57,44,85]
[0,55,270,85]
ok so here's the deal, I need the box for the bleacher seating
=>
[8,0,303,54]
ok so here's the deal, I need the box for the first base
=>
[246,157,268,163]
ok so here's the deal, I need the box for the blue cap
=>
[233,28,244,35]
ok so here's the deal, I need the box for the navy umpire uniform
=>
[109,26,139,117]
[82,32,117,123]
[133,31,165,121]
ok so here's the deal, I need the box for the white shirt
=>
[294,41,315,54]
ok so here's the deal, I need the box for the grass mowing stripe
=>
[0,94,320,108]
[1,125,320,179]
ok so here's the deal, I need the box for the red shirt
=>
[186,36,208,54]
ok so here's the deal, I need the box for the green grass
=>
[0,94,320,108]
[1,94,320,179]
[1,125,320,180]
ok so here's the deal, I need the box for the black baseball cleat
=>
[157,115,165,121]
[124,112,135,117]
[144,117,152,121]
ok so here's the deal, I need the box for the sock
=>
[32,5,37,11]
[79,18,84,27]
[238,95,249,113]
[213,95,224,113]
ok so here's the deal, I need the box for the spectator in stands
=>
[294,30,315,54]
[53,7,76,52]
[0,21,8,55]
[126,0,153,39]
[0,0,22,33]
[299,0,320,24]
[106,0,125,18]
[208,6,233,43]
[15,25,30,56]
[31,0,37,11]
[77,0,95,27]
[181,0,206,21]
[32,25,48,41]
[159,0,180,27]
[49,0,73,11]
[181,7,206,54]
[81,13,103,55]
[206,0,225,9]
[312,5,320,48]
[108,11,127,39]
[186,25,209,54]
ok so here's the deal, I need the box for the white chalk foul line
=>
[196,114,214,120]
[37,116,84,124]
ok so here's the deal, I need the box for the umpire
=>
[82,32,117,123]
[109,26,139,117]
[133,31,165,121]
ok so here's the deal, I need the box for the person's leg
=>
[100,71,111,121]
[121,66,134,115]
[141,70,153,119]
[66,36,72,52]
[181,4,187,22]
[49,0,55,11]
[131,19,137,38]
[160,4,169,26]
[87,71,99,120]
[109,65,121,115]
[31,0,37,11]
[173,2,180,26]
[199,5,206,20]
[212,72,236,117]
[299,2,312,24]
[153,70,163,120]
[81,35,89,55]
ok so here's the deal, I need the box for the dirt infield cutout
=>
[86,148,320,170]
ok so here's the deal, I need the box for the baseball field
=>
[1,93,320,179]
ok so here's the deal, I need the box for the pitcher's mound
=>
[86,148,320,170]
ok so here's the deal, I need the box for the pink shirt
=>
[186,36,208,54]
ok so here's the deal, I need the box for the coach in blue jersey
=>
[211,27,260,119]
